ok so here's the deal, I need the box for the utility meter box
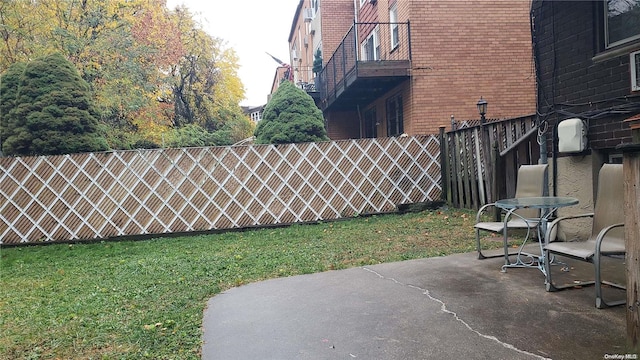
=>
[558,118,587,153]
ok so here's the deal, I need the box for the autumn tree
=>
[0,0,248,150]
[254,81,329,144]
[170,10,244,129]
[1,53,109,156]
[209,109,256,145]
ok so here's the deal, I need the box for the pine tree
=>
[312,49,323,75]
[254,81,329,144]
[0,61,27,156]
[1,53,109,156]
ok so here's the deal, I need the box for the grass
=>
[0,208,506,359]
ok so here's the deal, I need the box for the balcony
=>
[293,66,321,100]
[318,22,411,111]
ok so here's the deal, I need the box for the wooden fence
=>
[0,136,442,245]
[440,114,540,210]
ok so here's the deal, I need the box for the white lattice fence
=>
[0,136,441,245]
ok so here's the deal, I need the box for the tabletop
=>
[494,196,579,210]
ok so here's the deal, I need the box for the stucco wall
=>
[552,156,594,241]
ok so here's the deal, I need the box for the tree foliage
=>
[0,0,247,151]
[312,49,323,74]
[254,81,329,145]
[0,61,26,155]
[1,53,109,156]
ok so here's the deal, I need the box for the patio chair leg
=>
[543,250,596,292]
[476,227,522,260]
[595,297,626,309]
[594,252,626,309]
[476,229,487,259]
[544,249,559,292]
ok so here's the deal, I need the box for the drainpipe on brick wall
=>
[353,0,358,23]
[353,0,359,62]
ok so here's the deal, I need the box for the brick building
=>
[530,0,640,232]
[278,0,537,139]
[270,66,292,101]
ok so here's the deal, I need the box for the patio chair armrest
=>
[545,212,595,243]
[595,223,625,253]
[475,202,498,223]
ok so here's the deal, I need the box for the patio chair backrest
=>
[590,164,624,244]
[513,164,548,220]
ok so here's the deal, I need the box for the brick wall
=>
[532,0,637,150]
[321,0,355,62]
[408,0,536,134]
[358,0,378,22]
[326,110,360,139]
[357,0,378,40]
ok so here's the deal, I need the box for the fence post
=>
[491,142,501,221]
[480,121,493,205]
[439,126,449,203]
[473,127,485,205]
[619,117,640,352]
[450,132,461,207]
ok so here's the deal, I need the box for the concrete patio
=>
[202,247,631,360]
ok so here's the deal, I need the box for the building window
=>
[389,3,399,49]
[364,108,377,138]
[312,0,319,13]
[361,25,380,61]
[249,108,263,123]
[360,0,366,7]
[386,94,403,136]
[605,0,640,48]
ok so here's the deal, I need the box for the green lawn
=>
[0,208,502,359]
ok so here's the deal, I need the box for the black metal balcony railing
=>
[292,66,319,93]
[299,82,317,92]
[318,21,411,110]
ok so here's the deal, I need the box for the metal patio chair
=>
[474,164,548,259]
[543,163,625,309]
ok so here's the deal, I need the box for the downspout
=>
[353,0,359,23]
[354,0,361,137]
[353,0,359,53]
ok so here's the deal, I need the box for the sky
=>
[166,0,301,107]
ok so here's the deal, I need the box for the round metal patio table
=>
[494,196,579,274]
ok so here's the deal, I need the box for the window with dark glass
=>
[386,94,403,136]
[364,108,377,138]
[605,0,640,48]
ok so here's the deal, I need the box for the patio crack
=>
[361,267,551,360]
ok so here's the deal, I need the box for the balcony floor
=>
[322,60,410,111]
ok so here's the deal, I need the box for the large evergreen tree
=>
[2,53,109,156]
[0,61,27,156]
[254,81,329,144]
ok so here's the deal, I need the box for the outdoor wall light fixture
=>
[477,97,488,124]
